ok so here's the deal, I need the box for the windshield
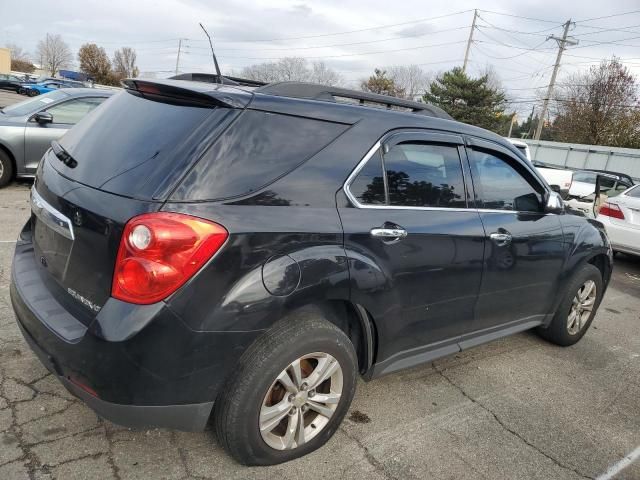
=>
[572,172,597,184]
[1,91,69,116]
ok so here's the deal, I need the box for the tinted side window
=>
[384,143,466,208]
[349,150,386,205]
[469,149,542,212]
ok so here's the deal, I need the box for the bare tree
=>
[113,47,139,79]
[36,33,72,75]
[240,57,341,85]
[6,43,30,62]
[6,43,35,73]
[310,61,342,86]
[387,65,431,100]
[552,57,640,148]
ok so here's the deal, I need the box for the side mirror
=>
[33,112,53,124]
[545,191,564,213]
[549,184,561,194]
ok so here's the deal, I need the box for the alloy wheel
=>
[259,352,343,450]
[567,280,597,335]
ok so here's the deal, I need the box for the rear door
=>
[23,97,105,172]
[465,138,566,333]
[339,131,485,371]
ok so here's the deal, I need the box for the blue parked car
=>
[21,80,84,97]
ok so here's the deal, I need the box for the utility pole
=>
[462,9,477,73]
[534,20,578,140]
[175,38,183,75]
[507,113,517,138]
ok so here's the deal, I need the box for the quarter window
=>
[349,150,386,205]
[469,149,543,212]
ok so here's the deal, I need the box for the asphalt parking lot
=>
[0,182,638,480]
[0,90,24,108]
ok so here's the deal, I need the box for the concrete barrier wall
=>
[522,139,640,180]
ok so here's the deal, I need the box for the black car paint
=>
[10,81,612,431]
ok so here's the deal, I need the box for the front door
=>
[465,138,566,334]
[24,97,105,172]
[338,131,485,373]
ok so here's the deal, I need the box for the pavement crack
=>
[433,364,594,480]
[339,426,401,480]
[101,418,123,480]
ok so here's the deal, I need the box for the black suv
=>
[10,79,612,466]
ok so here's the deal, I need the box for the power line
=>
[189,9,473,44]
[184,25,471,52]
[178,39,468,61]
[476,10,560,25]
[575,9,640,23]
[572,24,640,37]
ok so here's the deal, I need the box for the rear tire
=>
[214,310,358,466]
[0,150,13,188]
[537,264,603,346]
[28,90,38,97]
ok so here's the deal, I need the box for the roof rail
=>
[169,73,267,88]
[255,81,452,120]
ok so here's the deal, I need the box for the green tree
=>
[361,69,405,97]
[423,67,506,132]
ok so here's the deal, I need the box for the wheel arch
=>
[287,300,377,378]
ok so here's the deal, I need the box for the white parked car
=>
[566,171,634,218]
[506,138,573,197]
[597,184,640,256]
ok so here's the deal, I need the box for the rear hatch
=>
[31,81,247,321]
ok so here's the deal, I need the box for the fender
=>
[546,215,613,324]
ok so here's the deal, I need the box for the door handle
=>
[490,232,512,247]
[370,227,408,240]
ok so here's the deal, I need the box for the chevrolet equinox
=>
[10,78,612,465]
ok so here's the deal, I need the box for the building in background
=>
[0,48,10,74]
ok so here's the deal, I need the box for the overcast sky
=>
[2,0,640,115]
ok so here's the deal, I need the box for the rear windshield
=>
[54,91,234,199]
[171,110,349,201]
[626,185,640,198]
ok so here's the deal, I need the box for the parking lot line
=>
[596,445,640,480]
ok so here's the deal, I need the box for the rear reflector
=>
[112,212,228,304]
[599,202,625,220]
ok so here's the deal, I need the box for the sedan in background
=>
[597,184,640,257]
[0,73,27,92]
[20,80,84,97]
[0,88,113,186]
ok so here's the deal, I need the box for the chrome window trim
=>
[343,138,557,216]
[30,187,75,241]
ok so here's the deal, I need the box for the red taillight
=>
[112,212,228,304]
[599,202,625,220]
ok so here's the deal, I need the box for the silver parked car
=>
[0,88,114,186]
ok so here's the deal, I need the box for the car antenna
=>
[199,23,223,84]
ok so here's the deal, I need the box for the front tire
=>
[537,264,603,346]
[0,150,14,188]
[214,310,358,466]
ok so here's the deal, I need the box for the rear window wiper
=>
[51,140,78,168]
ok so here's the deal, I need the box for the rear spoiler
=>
[122,79,249,109]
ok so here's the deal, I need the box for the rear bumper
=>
[14,314,213,431]
[599,217,640,256]
[10,224,262,431]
